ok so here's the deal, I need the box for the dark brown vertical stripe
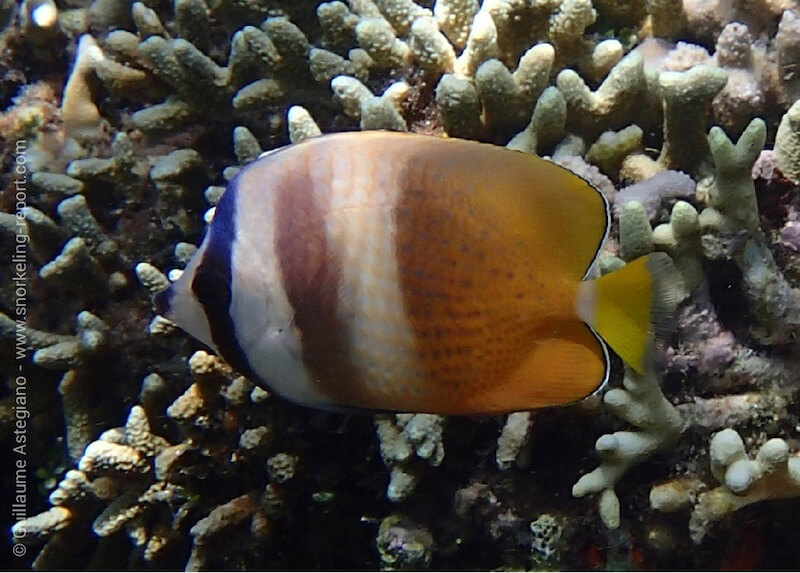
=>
[272,152,360,404]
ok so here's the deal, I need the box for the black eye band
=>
[191,179,259,383]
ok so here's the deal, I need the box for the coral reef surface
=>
[2,0,800,569]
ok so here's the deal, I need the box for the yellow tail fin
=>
[583,252,685,373]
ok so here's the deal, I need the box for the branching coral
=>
[776,9,800,104]
[775,98,800,182]
[5,0,800,569]
[573,367,684,528]
[711,22,768,136]
[375,413,445,502]
[692,430,800,541]
[495,411,535,470]
[505,86,566,155]
[557,50,645,139]
[90,8,318,133]
[12,349,302,570]
[702,118,800,343]
[652,429,800,543]
[657,65,728,173]
[1,310,111,371]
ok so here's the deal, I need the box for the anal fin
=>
[459,323,609,414]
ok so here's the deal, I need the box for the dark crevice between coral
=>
[704,258,752,343]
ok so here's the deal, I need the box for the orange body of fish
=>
[155,132,683,414]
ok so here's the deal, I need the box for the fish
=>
[154,131,684,415]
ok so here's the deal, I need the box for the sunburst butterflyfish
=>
[155,131,683,414]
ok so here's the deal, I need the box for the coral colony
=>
[2,0,800,569]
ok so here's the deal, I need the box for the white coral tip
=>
[724,459,757,493]
[32,2,58,28]
[710,428,745,466]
